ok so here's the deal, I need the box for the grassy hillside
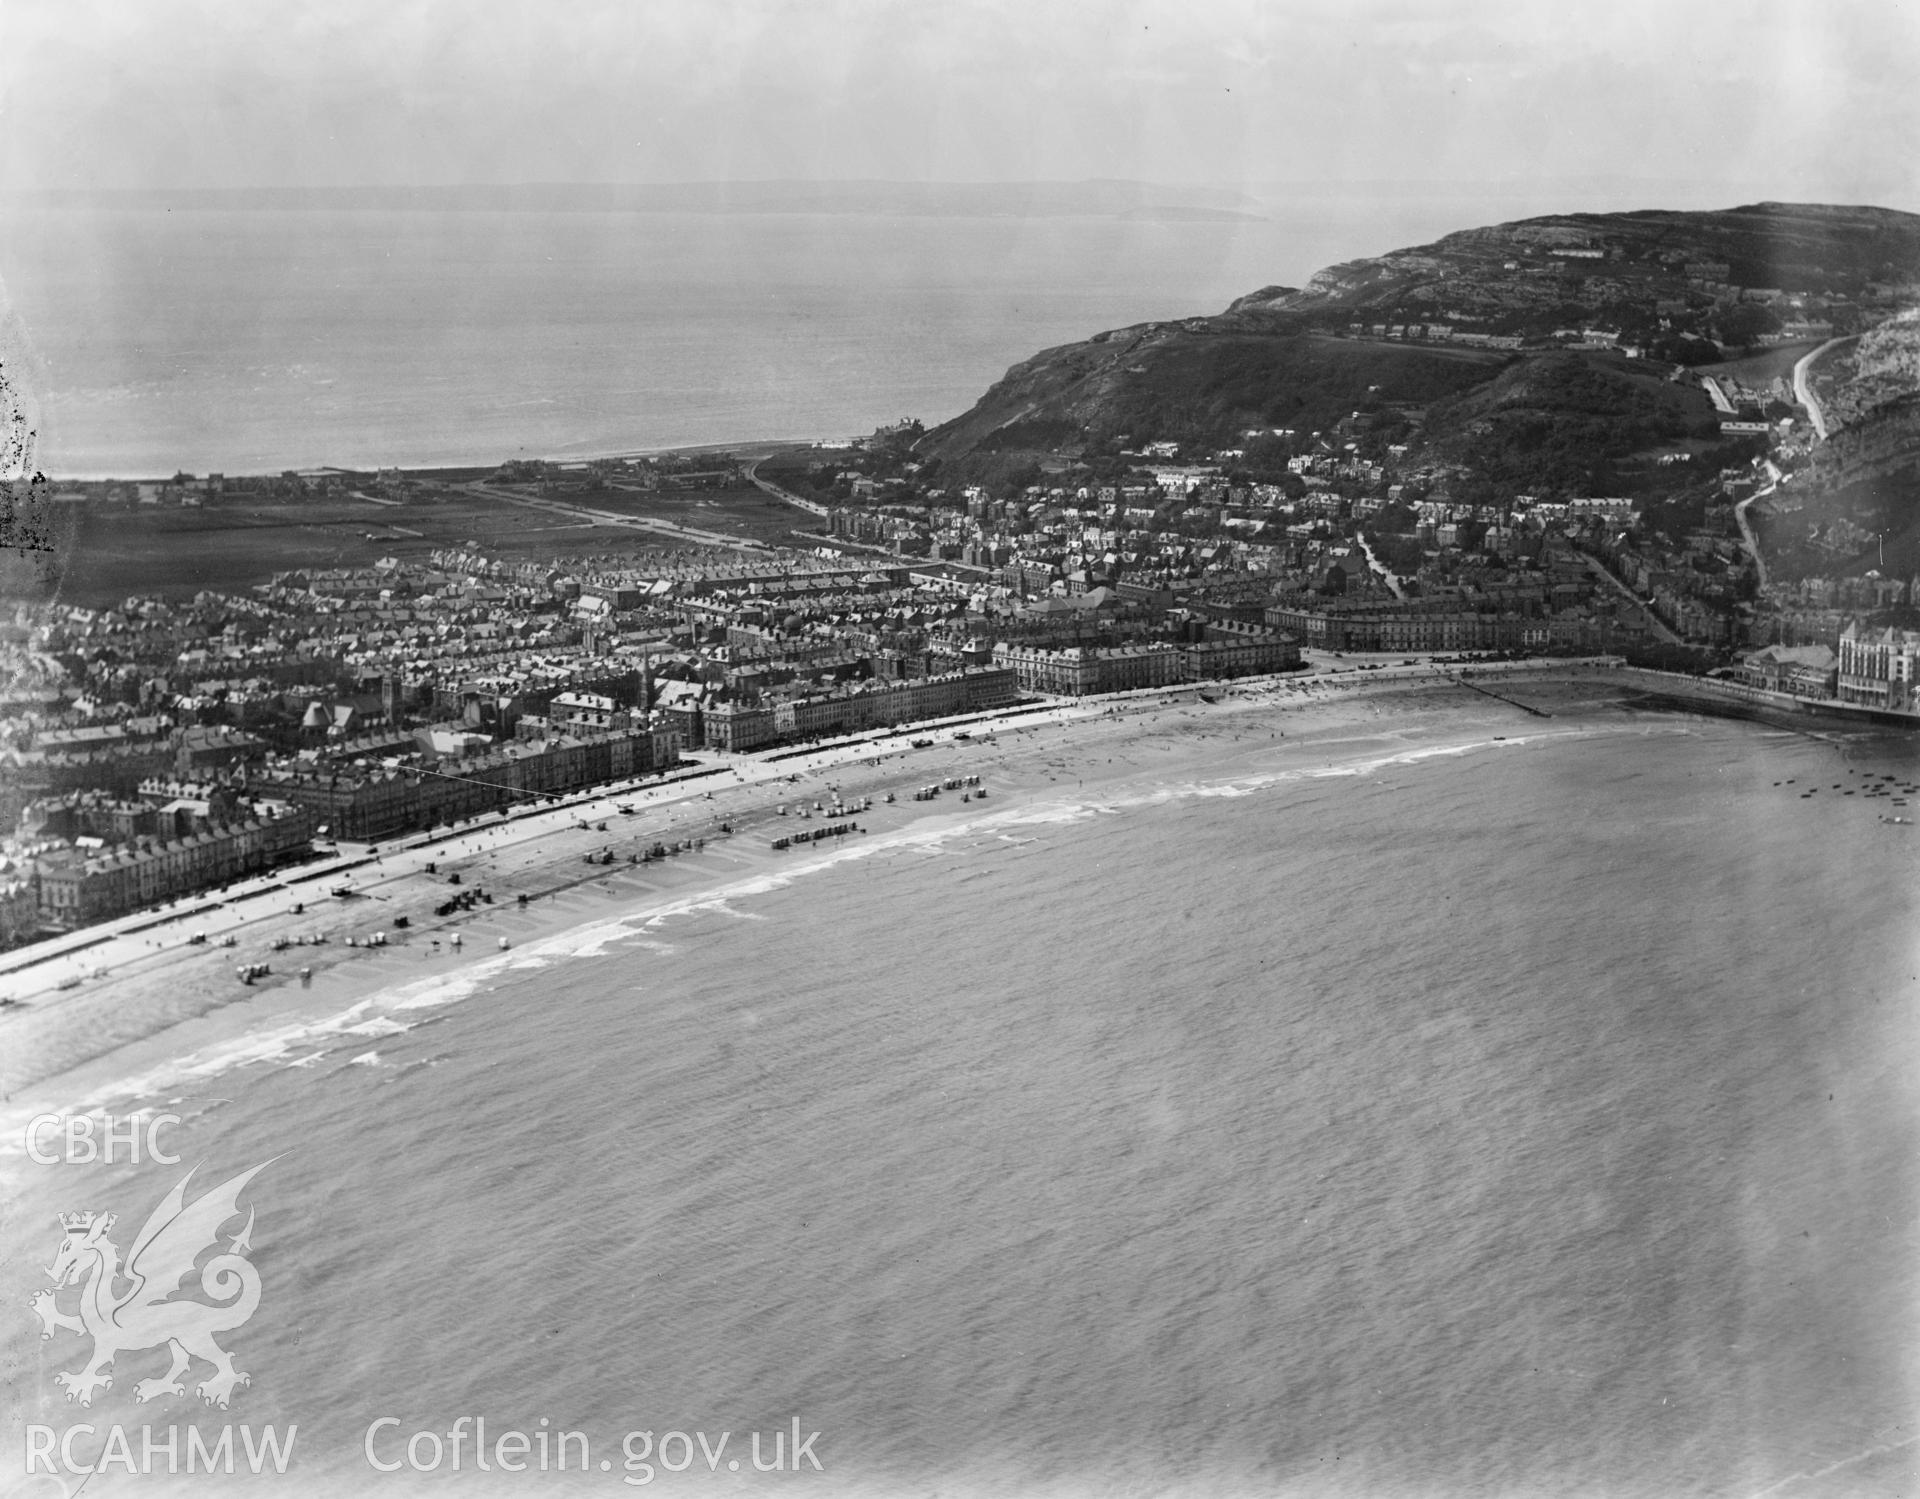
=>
[1426,353,1718,493]
[920,329,1509,482]
[916,201,1920,495]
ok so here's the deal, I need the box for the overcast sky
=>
[3,0,1916,208]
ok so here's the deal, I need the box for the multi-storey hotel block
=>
[1836,621,1920,711]
[993,626,1299,696]
[34,803,314,929]
[703,667,1019,751]
[254,721,676,841]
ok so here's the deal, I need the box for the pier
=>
[1449,673,1552,718]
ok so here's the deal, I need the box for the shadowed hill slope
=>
[918,202,1920,487]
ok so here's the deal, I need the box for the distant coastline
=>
[0,179,1267,220]
[38,438,818,488]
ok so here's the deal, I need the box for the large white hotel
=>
[1836,620,1920,712]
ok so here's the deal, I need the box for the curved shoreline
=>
[0,658,1838,1110]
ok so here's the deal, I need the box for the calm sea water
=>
[4,694,1916,1496]
[0,192,1664,478]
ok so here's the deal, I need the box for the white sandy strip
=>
[0,708,1675,1147]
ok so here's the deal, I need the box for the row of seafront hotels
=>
[0,546,1308,944]
[1737,621,1920,711]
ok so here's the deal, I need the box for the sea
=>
[0,188,1698,478]
[3,691,1916,1496]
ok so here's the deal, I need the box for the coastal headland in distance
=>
[5,193,1920,1498]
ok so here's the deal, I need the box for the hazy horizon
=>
[5,2,1915,208]
[8,175,1911,210]
[4,1,1915,482]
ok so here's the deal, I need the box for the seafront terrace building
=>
[1734,644,1837,700]
[1265,599,1533,654]
[1178,636,1299,679]
[768,667,1019,741]
[255,720,675,840]
[33,803,314,930]
[695,668,1018,751]
[993,642,1182,695]
[704,700,778,753]
[0,877,39,947]
[1836,620,1920,711]
[1178,621,1303,679]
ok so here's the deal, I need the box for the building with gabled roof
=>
[1837,620,1920,711]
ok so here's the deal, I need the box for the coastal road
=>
[0,760,740,1004]
[743,460,904,561]
[745,458,830,519]
[1793,336,1849,441]
[0,657,1636,1011]
[741,459,944,562]
[0,698,1098,1006]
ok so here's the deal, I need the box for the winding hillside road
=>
[1793,336,1849,442]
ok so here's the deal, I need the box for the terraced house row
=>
[34,804,314,929]
[991,625,1299,696]
[253,720,678,841]
[699,666,1018,751]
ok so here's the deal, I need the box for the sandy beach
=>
[5,655,1914,1499]
[0,659,1643,1109]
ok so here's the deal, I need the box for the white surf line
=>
[0,712,1646,1132]
[1749,1432,1918,1497]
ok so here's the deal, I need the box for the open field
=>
[11,484,825,608]
[511,480,826,546]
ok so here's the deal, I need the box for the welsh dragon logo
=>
[28,1161,272,1409]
